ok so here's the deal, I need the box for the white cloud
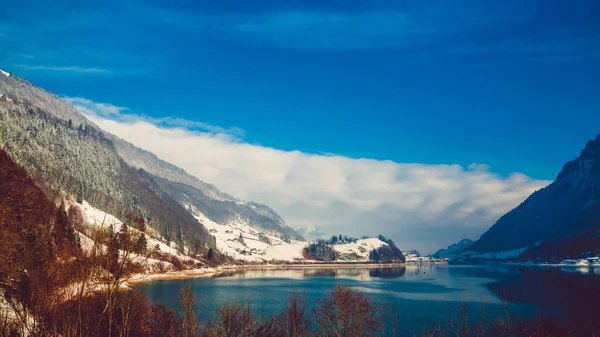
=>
[67,97,551,253]
[63,97,244,137]
[14,64,111,74]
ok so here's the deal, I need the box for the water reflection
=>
[212,267,409,281]
[486,266,600,323]
[303,269,337,278]
[137,265,599,335]
[369,267,406,278]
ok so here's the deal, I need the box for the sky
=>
[2,0,600,253]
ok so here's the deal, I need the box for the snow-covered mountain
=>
[186,204,390,263]
[107,135,300,240]
[0,69,402,264]
[294,225,327,242]
[0,70,301,256]
[0,71,216,254]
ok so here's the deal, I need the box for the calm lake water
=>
[136,264,600,335]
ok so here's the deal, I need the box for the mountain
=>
[469,135,600,256]
[294,225,327,242]
[150,174,301,240]
[0,71,216,253]
[93,113,301,241]
[0,70,300,253]
[431,239,473,258]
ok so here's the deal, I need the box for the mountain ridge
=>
[469,134,600,255]
[0,70,300,248]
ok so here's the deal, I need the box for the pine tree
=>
[134,233,147,254]
[76,182,84,204]
[54,200,77,248]
[369,249,381,262]
[207,247,214,260]
[107,230,120,274]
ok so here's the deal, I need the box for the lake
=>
[136,264,600,335]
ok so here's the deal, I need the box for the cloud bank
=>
[68,97,550,253]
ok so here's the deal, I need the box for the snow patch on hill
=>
[188,204,298,262]
[334,238,388,262]
[187,204,389,263]
[70,200,187,259]
[0,69,10,78]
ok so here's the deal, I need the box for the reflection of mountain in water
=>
[368,267,406,279]
[486,267,600,323]
[303,269,337,278]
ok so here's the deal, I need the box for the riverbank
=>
[127,267,222,285]
[126,261,426,286]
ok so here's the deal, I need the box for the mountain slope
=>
[148,173,302,240]
[109,137,301,239]
[0,70,299,249]
[470,134,600,253]
[431,239,473,258]
[0,71,215,252]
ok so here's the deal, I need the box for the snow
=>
[457,247,528,260]
[70,200,186,257]
[295,224,327,241]
[76,231,96,252]
[71,200,393,265]
[333,238,388,262]
[264,242,307,261]
[77,200,123,230]
[185,204,390,263]
[559,259,593,267]
[0,69,10,78]
[188,204,298,262]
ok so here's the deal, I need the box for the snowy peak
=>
[294,225,327,241]
[0,69,10,78]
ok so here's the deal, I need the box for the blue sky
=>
[2,0,600,252]
[2,0,600,179]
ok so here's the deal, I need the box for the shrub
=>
[313,285,382,337]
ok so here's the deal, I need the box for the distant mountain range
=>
[0,70,302,257]
[442,135,600,262]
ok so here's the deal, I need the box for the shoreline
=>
[126,262,423,286]
[126,260,599,287]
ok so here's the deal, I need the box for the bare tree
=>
[179,284,200,337]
